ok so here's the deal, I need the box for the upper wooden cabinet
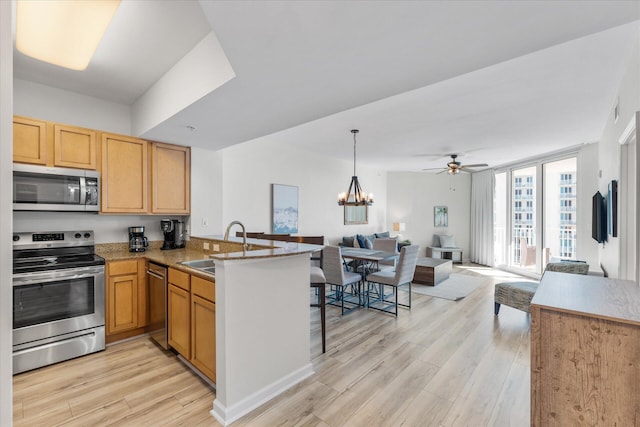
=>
[53,124,98,170]
[150,142,190,215]
[14,116,191,214]
[101,133,149,213]
[13,116,48,165]
[13,116,98,170]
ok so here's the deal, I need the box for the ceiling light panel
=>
[16,0,121,71]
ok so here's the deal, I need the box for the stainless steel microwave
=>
[13,164,100,212]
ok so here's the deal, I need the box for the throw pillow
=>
[356,234,367,248]
[375,231,390,238]
[438,235,456,248]
[364,236,374,249]
[342,235,356,247]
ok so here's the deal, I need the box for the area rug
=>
[408,273,488,301]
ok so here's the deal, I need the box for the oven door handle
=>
[13,266,104,287]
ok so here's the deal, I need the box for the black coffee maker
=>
[161,219,185,250]
[128,226,149,252]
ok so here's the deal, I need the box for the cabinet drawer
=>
[192,276,215,302]
[108,259,138,276]
[169,268,190,291]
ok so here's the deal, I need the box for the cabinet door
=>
[150,142,190,214]
[107,273,139,335]
[54,124,98,170]
[168,284,190,358]
[191,294,216,381]
[101,133,148,213]
[13,116,47,165]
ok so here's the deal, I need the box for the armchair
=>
[494,261,589,315]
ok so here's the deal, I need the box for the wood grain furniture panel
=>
[531,272,640,426]
[100,133,149,213]
[191,293,216,381]
[413,258,452,286]
[53,124,98,169]
[150,141,190,214]
[168,284,191,358]
[13,116,48,165]
[106,259,147,340]
[106,262,138,335]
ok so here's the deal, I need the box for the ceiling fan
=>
[424,154,488,174]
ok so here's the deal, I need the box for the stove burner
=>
[12,230,104,274]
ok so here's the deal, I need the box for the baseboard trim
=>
[211,363,314,426]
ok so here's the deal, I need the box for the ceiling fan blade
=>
[459,168,476,173]
[460,163,488,168]
[422,167,447,171]
[437,169,449,174]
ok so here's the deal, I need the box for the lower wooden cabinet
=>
[106,259,147,337]
[168,283,191,358]
[191,277,216,381]
[167,268,216,381]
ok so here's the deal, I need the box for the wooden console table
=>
[530,272,640,425]
[412,258,452,286]
[426,246,462,264]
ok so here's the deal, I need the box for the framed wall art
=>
[272,184,298,234]
[434,206,448,227]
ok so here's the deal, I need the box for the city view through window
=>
[494,157,577,273]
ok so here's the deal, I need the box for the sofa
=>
[339,232,394,249]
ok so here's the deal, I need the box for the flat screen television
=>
[592,191,606,243]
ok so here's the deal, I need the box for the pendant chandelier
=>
[337,129,373,206]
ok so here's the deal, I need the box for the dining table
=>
[340,247,399,279]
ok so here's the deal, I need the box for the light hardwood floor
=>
[13,264,532,426]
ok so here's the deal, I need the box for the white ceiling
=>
[13,0,640,172]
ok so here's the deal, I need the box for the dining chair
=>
[372,238,399,271]
[310,264,326,353]
[323,246,363,315]
[366,245,420,316]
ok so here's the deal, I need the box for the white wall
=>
[387,171,471,260]
[12,212,187,244]
[577,143,601,270]
[0,1,12,423]
[189,146,224,236]
[14,79,131,135]
[219,137,387,244]
[598,34,640,278]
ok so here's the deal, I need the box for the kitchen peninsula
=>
[98,235,321,426]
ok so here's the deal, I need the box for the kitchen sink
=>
[180,259,215,274]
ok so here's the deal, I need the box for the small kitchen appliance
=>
[13,164,100,212]
[128,226,148,252]
[12,230,106,374]
[160,219,185,250]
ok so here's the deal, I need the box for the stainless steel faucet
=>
[224,220,248,252]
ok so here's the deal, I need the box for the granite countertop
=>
[95,245,217,279]
[193,235,321,261]
[96,236,322,279]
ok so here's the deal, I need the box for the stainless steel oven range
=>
[12,230,106,374]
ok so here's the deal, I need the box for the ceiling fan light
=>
[16,0,121,71]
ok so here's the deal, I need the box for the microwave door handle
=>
[79,177,87,206]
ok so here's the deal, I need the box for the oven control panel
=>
[12,230,95,249]
[32,233,65,242]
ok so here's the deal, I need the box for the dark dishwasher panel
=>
[147,262,168,349]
